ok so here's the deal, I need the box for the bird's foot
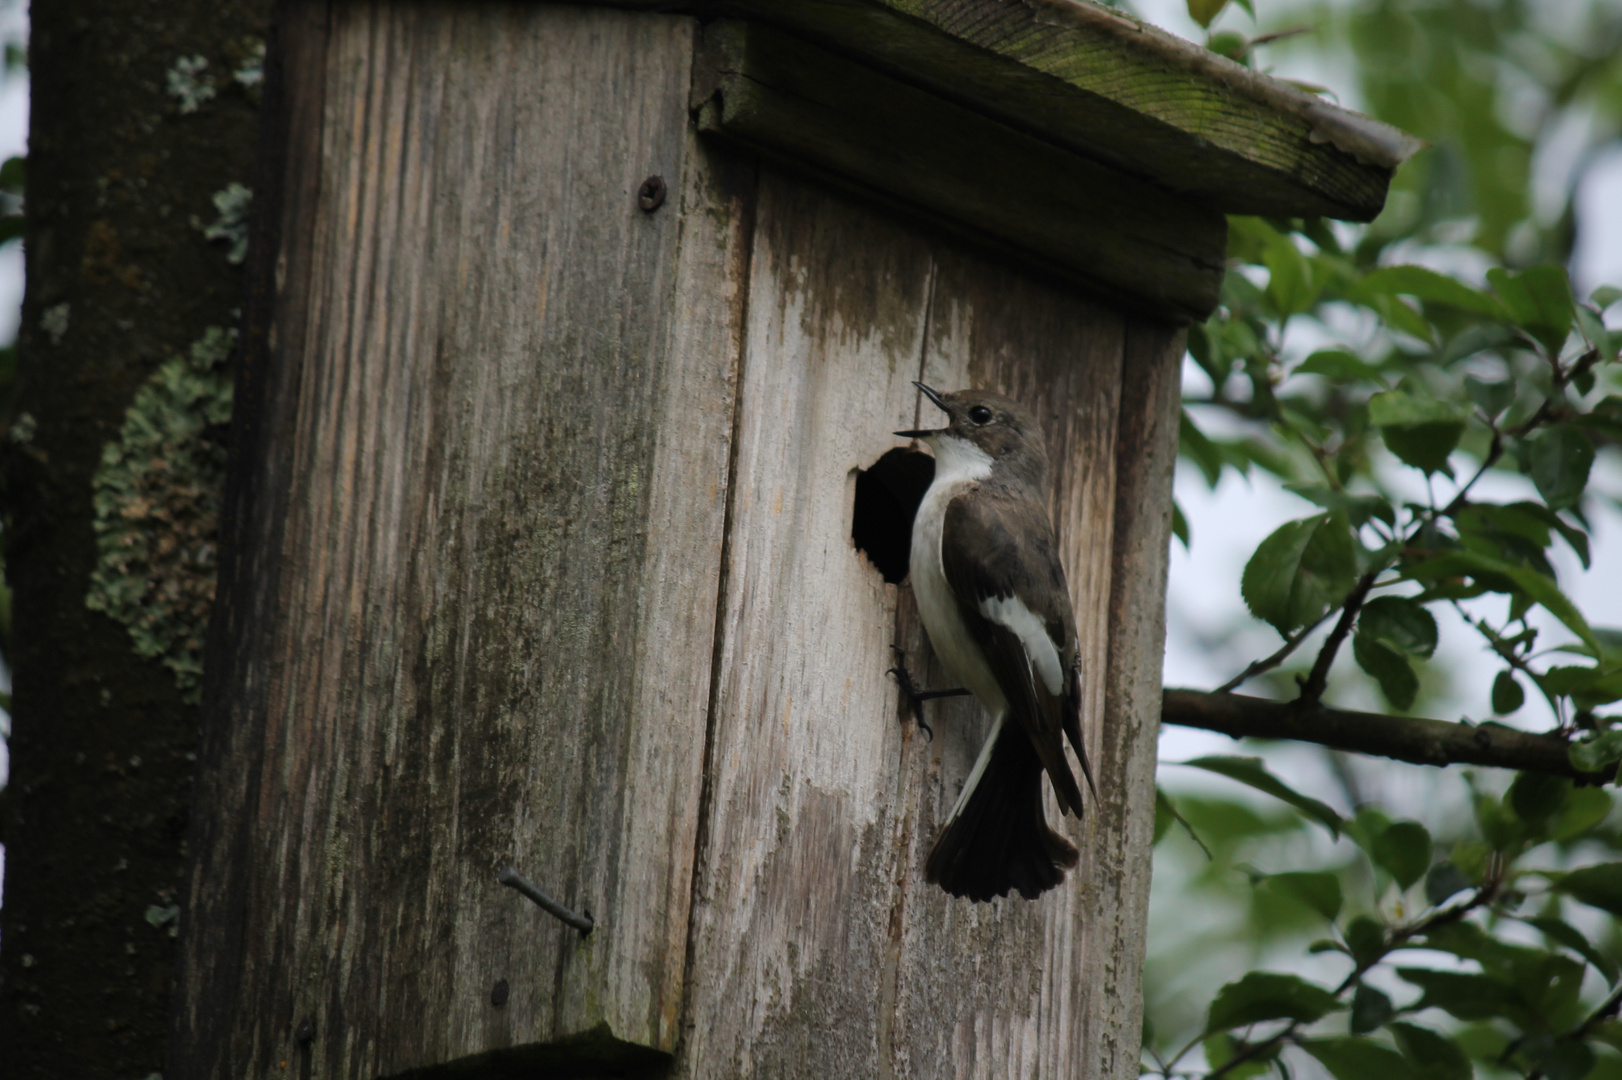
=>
[887,645,970,741]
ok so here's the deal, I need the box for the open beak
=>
[894,381,949,439]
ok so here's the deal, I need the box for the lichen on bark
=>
[85,325,234,702]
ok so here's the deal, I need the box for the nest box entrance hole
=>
[852,447,935,584]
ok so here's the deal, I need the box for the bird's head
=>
[895,383,1047,481]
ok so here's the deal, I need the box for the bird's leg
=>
[887,645,970,740]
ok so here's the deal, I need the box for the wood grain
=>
[891,250,1129,1080]
[173,5,749,1076]
[676,166,937,1078]
[677,166,1149,1077]
[544,0,1414,221]
[692,20,1227,323]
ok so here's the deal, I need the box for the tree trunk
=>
[0,1,269,1075]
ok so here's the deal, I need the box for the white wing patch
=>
[978,593,1065,697]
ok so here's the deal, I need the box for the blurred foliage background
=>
[1133,0,1622,1078]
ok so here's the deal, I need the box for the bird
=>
[894,382,1093,901]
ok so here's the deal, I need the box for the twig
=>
[1450,602,1563,719]
[1438,430,1503,519]
[1215,609,1335,694]
[1298,572,1376,705]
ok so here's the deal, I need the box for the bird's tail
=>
[924,719,1079,901]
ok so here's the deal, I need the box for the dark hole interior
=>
[852,447,935,585]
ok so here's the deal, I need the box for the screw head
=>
[294,1018,315,1044]
[491,978,510,1007]
[637,175,667,212]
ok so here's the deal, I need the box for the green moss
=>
[85,326,234,703]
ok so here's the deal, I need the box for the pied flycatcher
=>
[895,383,1093,902]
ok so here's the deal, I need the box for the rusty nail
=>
[491,978,510,1007]
[637,175,667,212]
[498,866,595,937]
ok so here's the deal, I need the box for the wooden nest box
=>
[172,2,1413,1077]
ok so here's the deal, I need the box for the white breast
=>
[908,436,1005,715]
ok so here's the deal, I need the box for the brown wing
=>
[940,490,1087,817]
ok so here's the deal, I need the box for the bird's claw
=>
[888,646,936,741]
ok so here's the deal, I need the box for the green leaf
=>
[1540,666,1622,708]
[1489,265,1576,356]
[1263,231,1323,315]
[1520,916,1620,984]
[1207,971,1345,1032]
[1458,501,1590,569]
[1153,786,1173,844]
[1384,422,1465,475]
[0,155,22,192]
[1172,500,1191,549]
[1493,670,1526,714]
[1241,513,1358,634]
[1354,634,1419,710]
[1261,871,1343,921]
[1527,427,1596,510]
[1302,1037,1419,1080]
[1425,863,1471,906]
[1181,755,1345,836]
[1350,983,1394,1034]
[1180,412,1225,487]
[1202,1033,1275,1080]
[1186,0,1230,29]
[1465,375,1515,417]
[1396,968,1514,1020]
[1577,304,1620,363]
[1284,484,1396,529]
[1359,596,1438,658]
[1569,730,1622,775]
[1350,282,1435,342]
[1296,349,1388,386]
[1368,390,1467,474]
[1372,821,1432,889]
[1530,1040,1596,1080]
[1368,389,1464,427]
[1389,1023,1470,1080]
[1551,786,1613,841]
[1243,517,1318,632]
[1592,285,1622,311]
[1363,264,1506,318]
[1558,862,1622,917]
[1401,550,1599,656]
[1344,916,1387,966]
[1509,772,1568,824]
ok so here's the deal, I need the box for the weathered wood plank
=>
[1083,318,1186,1076]
[173,5,749,1076]
[676,167,936,1078]
[692,20,1227,323]
[834,0,1418,219]
[678,164,1146,1077]
[886,249,1127,1080]
[549,0,1417,220]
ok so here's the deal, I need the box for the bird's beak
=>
[895,381,949,439]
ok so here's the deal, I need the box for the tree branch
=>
[1162,689,1611,782]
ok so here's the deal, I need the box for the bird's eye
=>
[968,405,994,425]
